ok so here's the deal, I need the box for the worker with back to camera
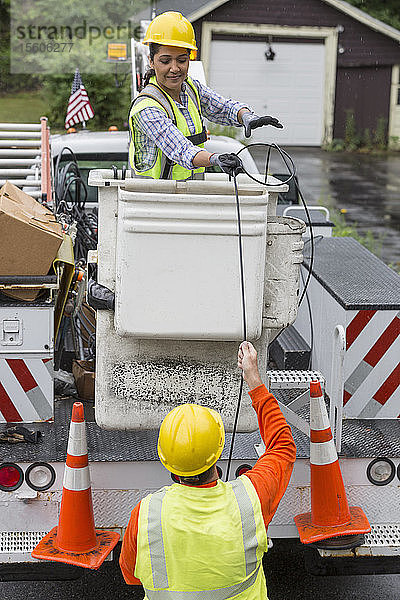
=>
[129,11,283,180]
[119,341,296,598]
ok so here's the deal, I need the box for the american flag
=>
[65,68,94,129]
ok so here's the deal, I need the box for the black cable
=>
[300,234,324,369]
[225,174,247,482]
[236,142,296,188]
[300,267,313,370]
[53,147,99,362]
[54,148,98,262]
[224,143,317,475]
[235,143,313,301]
[263,145,272,185]
[296,185,314,306]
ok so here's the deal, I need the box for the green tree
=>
[0,0,41,93]
[2,0,148,126]
[43,72,131,130]
[345,0,400,30]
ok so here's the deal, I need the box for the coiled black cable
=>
[235,142,314,306]
[54,147,98,364]
[54,147,98,262]
[225,143,316,481]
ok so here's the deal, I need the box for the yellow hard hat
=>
[143,11,197,51]
[157,404,225,477]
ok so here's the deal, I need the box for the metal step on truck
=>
[0,122,399,580]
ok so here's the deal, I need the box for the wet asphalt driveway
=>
[1,539,400,599]
[250,146,400,267]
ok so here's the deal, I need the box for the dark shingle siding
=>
[194,0,400,66]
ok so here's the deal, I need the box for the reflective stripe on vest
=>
[148,489,169,589]
[144,477,263,599]
[144,565,261,600]
[129,76,206,180]
[231,479,258,577]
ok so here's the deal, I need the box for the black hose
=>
[225,174,247,482]
[54,148,98,359]
[225,143,316,481]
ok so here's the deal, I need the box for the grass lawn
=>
[0,90,50,123]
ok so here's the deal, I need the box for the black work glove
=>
[209,153,243,176]
[241,112,283,138]
[87,279,115,311]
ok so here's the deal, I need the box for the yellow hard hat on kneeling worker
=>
[143,11,197,51]
[157,404,225,477]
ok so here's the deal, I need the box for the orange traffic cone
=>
[294,381,370,547]
[32,402,119,569]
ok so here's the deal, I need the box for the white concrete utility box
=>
[88,171,305,431]
[115,185,268,339]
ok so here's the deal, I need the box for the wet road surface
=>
[250,146,400,267]
[1,146,399,598]
[1,540,399,599]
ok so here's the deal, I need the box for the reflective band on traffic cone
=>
[32,402,119,569]
[294,381,370,545]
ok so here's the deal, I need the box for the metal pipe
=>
[0,149,41,157]
[329,324,346,453]
[0,141,41,148]
[0,275,57,284]
[24,190,41,198]
[0,178,41,186]
[0,158,41,166]
[0,123,41,131]
[75,317,86,361]
[47,127,52,202]
[43,118,52,203]
[41,116,47,202]
[0,168,40,176]
[0,131,41,139]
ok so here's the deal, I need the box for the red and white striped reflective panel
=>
[344,310,400,418]
[64,409,90,491]
[310,384,337,466]
[0,358,53,422]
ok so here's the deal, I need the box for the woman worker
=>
[129,11,283,180]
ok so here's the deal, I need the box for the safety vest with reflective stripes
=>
[135,475,268,600]
[129,76,207,180]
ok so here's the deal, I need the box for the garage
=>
[208,39,326,146]
[137,0,400,146]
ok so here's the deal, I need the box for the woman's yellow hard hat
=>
[157,404,225,477]
[143,11,197,51]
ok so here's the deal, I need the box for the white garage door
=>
[208,40,326,146]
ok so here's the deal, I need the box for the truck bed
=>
[1,391,399,463]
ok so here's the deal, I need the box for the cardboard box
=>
[0,181,63,301]
[72,359,95,401]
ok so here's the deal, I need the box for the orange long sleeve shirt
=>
[119,384,296,585]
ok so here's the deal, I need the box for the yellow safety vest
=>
[135,475,268,600]
[129,76,207,180]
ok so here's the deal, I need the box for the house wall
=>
[194,0,400,66]
[334,65,392,139]
[193,0,400,143]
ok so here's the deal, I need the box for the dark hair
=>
[179,465,216,486]
[142,43,161,87]
[142,42,190,88]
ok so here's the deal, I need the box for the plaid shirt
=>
[131,79,249,172]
